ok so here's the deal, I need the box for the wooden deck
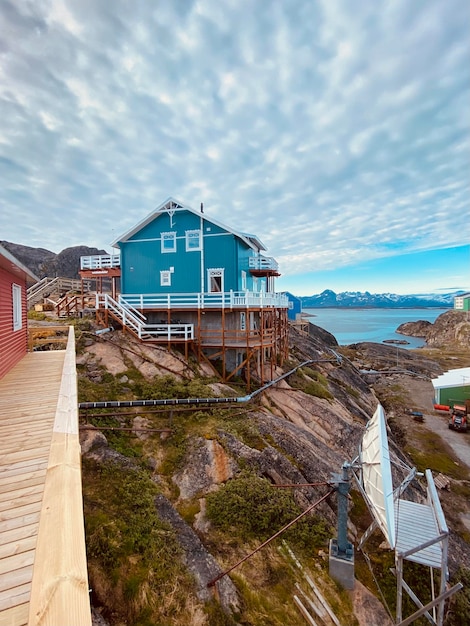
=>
[0,329,91,626]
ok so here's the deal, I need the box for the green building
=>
[454,292,470,311]
[432,367,470,406]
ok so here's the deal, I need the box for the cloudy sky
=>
[1,0,469,295]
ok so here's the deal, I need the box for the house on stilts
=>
[79,198,289,388]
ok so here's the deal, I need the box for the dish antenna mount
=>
[329,404,462,625]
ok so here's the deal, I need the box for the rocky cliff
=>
[71,318,469,626]
[397,309,470,348]
[1,240,108,279]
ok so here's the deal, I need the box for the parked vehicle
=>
[448,404,468,432]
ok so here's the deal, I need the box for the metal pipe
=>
[78,357,340,411]
[79,425,172,433]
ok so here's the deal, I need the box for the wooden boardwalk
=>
[0,330,91,626]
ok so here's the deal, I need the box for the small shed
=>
[0,243,38,379]
[432,367,470,406]
[454,292,470,311]
[284,291,302,321]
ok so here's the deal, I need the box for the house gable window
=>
[12,283,22,331]
[161,232,176,253]
[185,229,202,251]
[160,270,171,286]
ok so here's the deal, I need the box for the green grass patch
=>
[206,471,330,552]
[288,368,333,400]
[83,458,194,624]
[405,431,469,480]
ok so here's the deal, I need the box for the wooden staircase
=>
[27,277,83,308]
[96,294,194,343]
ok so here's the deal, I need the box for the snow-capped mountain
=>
[300,289,458,308]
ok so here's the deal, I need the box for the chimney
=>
[200,202,204,213]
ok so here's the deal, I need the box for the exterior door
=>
[208,269,224,293]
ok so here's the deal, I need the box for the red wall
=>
[0,267,28,379]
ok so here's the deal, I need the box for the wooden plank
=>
[0,469,46,489]
[0,534,37,560]
[0,523,38,549]
[0,549,34,576]
[0,486,43,511]
[0,461,48,481]
[0,438,51,457]
[0,446,51,466]
[0,602,29,626]
[0,511,40,533]
[0,483,43,504]
[0,501,42,522]
[0,582,31,612]
[0,564,33,594]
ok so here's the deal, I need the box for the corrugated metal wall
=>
[0,268,28,379]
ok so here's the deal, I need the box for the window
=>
[160,270,171,286]
[240,312,246,331]
[161,232,176,253]
[185,229,202,251]
[12,283,22,331]
[241,270,246,290]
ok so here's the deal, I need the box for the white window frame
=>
[161,231,176,253]
[185,229,202,251]
[12,283,22,331]
[240,312,246,331]
[160,270,171,287]
[241,270,247,290]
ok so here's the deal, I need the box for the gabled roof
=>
[0,243,38,283]
[111,197,267,252]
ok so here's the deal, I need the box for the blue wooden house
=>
[284,292,302,321]
[80,198,289,387]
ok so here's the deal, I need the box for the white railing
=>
[80,254,121,270]
[143,323,194,341]
[27,277,83,307]
[119,290,288,310]
[249,256,279,271]
[97,294,194,341]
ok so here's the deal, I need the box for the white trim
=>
[160,270,171,286]
[12,283,22,331]
[185,229,202,251]
[161,231,176,253]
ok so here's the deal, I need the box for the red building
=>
[0,243,38,379]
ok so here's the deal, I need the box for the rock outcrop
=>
[397,310,470,348]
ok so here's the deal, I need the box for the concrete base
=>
[329,538,355,590]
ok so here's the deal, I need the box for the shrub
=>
[136,375,213,400]
[206,471,330,550]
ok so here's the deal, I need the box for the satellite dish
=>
[360,404,396,549]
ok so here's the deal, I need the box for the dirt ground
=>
[385,373,470,471]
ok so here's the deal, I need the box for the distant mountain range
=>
[300,289,456,308]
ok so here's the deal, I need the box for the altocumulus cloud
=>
[0,0,468,278]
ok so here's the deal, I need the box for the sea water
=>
[302,308,450,348]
